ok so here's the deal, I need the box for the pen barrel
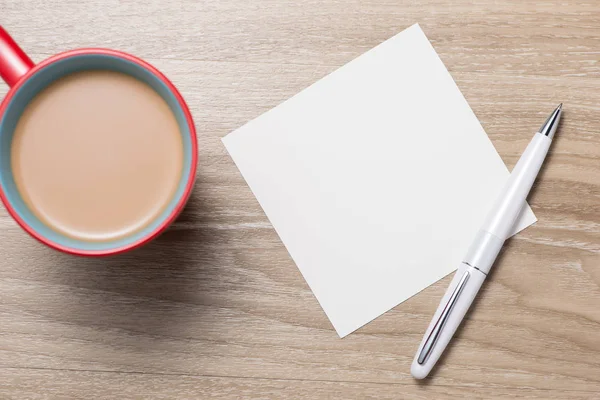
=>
[482,133,552,240]
[411,263,486,379]
[463,229,504,274]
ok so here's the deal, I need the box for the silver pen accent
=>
[417,269,470,365]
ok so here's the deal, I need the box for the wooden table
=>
[1,1,599,398]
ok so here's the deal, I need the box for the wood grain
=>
[0,0,599,398]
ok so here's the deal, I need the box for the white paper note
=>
[222,24,537,337]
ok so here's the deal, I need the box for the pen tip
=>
[539,104,563,139]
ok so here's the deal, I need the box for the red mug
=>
[0,26,198,256]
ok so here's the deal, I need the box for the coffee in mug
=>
[0,26,197,256]
[11,70,184,242]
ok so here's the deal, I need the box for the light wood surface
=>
[1,0,599,398]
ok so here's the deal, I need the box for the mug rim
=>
[0,48,198,256]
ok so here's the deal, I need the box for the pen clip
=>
[417,270,470,365]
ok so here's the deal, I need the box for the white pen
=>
[411,104,563,379]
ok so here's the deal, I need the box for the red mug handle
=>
[0,26,34,87]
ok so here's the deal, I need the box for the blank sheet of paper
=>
[222,24,537,337]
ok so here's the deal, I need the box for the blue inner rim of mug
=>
[0,54,193,252]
